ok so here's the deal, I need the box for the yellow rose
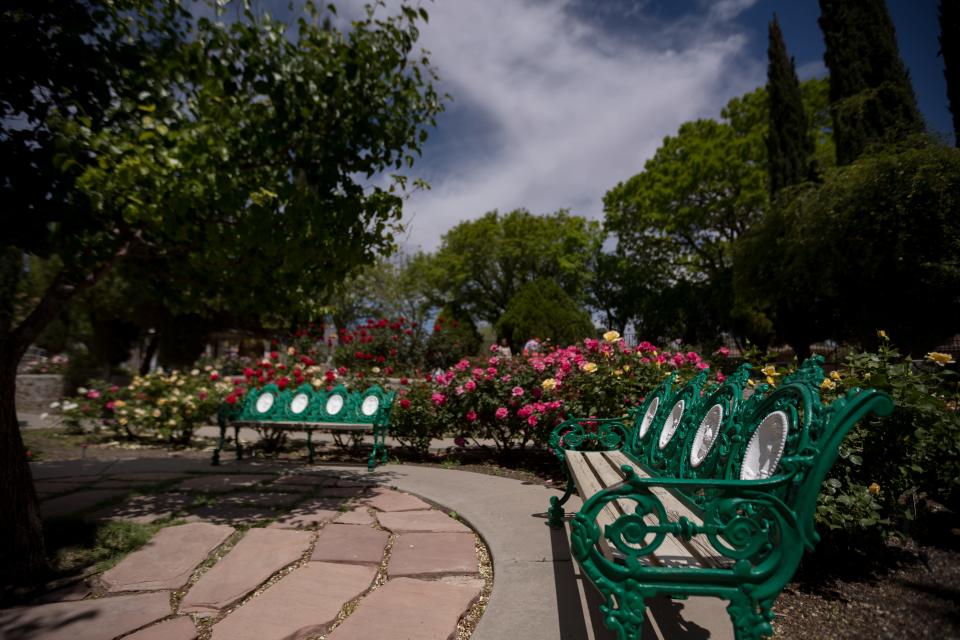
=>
[541,378,557,390]
[926,352,955,367]
[311,378,323,388]
[152,409,161,418]
[830,371,841,381]
[761,365,779,377]
[868,482,880,495]
[766,376,776,386]
[114,400,126,408]
[623,365,631,372]
[820,378,837,391]
[287,346,296,356]
[603,330,621,343]
[877,329,887,339]
[157,398,167,406]
[614,369,623,377]
[582,362,598,374]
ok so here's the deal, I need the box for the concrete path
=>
[3,455,732,640]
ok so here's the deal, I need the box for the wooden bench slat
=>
[566,452,627,561]
[582,452,699,568]
[604,450,729,568]
[232,421,375,431]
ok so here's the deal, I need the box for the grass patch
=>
[44,517,164,576]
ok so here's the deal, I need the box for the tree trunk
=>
[139,331,159,376]
[0,343,47,587]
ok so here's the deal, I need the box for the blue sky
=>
[389,0,949,251]
[284,1,950,251]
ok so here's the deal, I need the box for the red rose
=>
[400,398,411,409]
[270,351,279,360]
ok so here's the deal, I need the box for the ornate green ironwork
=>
[213,384,395,470]
[550,356,894,639]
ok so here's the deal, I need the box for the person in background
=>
[522,337,541,356]
[497,338,513,359]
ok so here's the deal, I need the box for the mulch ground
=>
[21,431,960,639]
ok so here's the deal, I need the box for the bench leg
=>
[306,430,315,465]
[727,594,774,640]
[548,476,576,527]
[212,423,226,466]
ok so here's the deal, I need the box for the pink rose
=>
[465,380,477,392]
[495,407,509,420]
[431,392,446,406]
[466,410,478,422]
[517,405,533,418]
[511,386,524,397]
[716,372,727,383]
[717,346,730,357]
[527,414,538,426]
[86,390,100,399]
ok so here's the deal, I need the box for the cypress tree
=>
[941,0,960,147]
[818,0,924,164]
[766,14,816,195]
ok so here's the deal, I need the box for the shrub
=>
[496,279,595,352]
[817,334,960,546]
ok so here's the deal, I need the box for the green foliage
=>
[941,0,960,147]
[819,0,924,164]
[426,307,482,369]
[766,15,816,194]
[735,139,960,355]
[817,335,960,545]
[426,209,603,325]
[496,279,595,352]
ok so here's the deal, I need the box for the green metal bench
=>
[547,357,893,640]
[213,383,394,471]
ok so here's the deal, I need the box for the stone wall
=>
[16,374,65,413]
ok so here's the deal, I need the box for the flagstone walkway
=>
[1,466,486,640]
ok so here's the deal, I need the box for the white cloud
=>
[397,0,765,251]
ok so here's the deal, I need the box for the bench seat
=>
[549,357,893,640]
[215,383,394,470]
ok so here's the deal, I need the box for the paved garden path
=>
[4,456,730,640]
[2,462,485,640]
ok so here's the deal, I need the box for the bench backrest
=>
[579,357,893,546]
[225,383,394,426]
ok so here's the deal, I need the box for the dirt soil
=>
[22,431,960,639]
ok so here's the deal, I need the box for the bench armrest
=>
[573,465,808,579]
[548,416,633,459]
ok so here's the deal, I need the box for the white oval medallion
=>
[638,397,660,439]
[740,411,790,480]
[361,395,379,416]
[290,393,309,415]
[325,394,344,416]
[658,400,685,450]
[690,404,724,468]
[255,392,274,414]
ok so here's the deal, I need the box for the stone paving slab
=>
[271,473,338,487]
[180,527,312,614]
[311,524,389,565]
[364,487,432,512]
[377,509,472,533]
[40,488,132,519]
[210,562,377,640]
[176,474,274,493]
[315,486,369,499]
[125,615,198,640]
[389,532,479,578]
[269,497,343,529]
[92,492,195,523]
[102,522,235,592]
[0,592,172,640]
[215,490,303,508]
[326,577,482,640]
[334,506,376,525]
[107,472,190,482]
[189,504,275,525]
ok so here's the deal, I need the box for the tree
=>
[737,139,960,355]
[604,89,769,343]
[767,14,816,194]
[818,0,925,164]
[941,0,960,147]
[427,209,603,325]
[495,279,596,351]
[1,0,442,585]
